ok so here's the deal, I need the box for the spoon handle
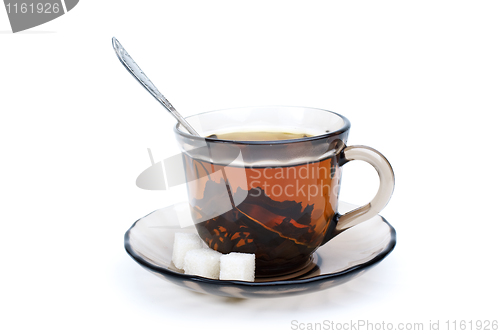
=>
[112,37,199,136]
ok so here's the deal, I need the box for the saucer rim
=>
[124,202,397,287]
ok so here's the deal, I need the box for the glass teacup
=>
[174,106,394,277]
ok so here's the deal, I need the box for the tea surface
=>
[207,130,313,141]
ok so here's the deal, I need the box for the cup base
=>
[254,254,319,282]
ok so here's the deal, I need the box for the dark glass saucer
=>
[124,201,396,298]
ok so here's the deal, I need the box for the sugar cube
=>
[183,248,222,279]
[219,252,255,282]
[172,232,203,269]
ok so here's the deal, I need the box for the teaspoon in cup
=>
[112,37,200,136]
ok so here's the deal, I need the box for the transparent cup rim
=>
[174,105,351,145]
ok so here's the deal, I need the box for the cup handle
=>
[333,145,395,235]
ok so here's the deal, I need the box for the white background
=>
[1,1,499,333]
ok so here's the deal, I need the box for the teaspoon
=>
[112,37,200,136]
